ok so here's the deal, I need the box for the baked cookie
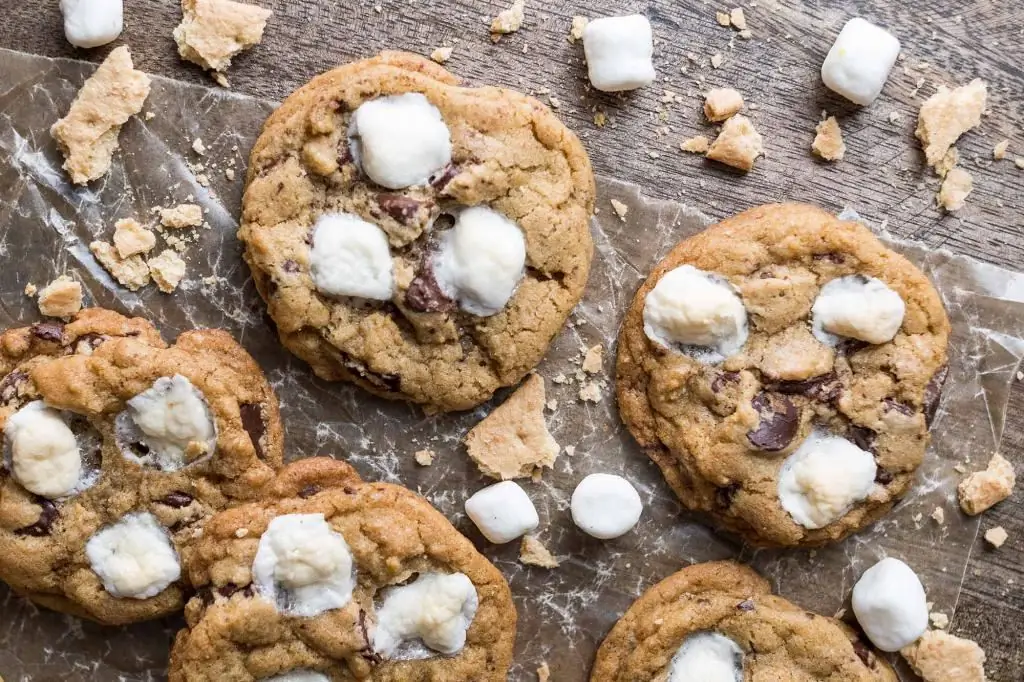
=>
[617,204,949,546]
[169,457,516,681]
[591,560,897,681]
[0,309,283,624]
[238,51,595,412]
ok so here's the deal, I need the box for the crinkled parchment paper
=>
[2,49,1024,681]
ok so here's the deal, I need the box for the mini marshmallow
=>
[433,206,526,316]
[373,572,479,657]
[263,673,330,682]
[309,213,395,300]
[252,513,355,617]
[464,481,539,544]
[821,18,901,106]
[643,265,748,361]
[85,513,181,599]
[350,93,452,189]
[582,15,656,92]
[667,632,744,682]
[851,557,929,652]
[61,0,124,49]
[570,473,643,540]
[5,401,82,499]
[123,375,217,471]
[812,275,905,345]
[778,432,877,529]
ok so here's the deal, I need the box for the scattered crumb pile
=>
[915,79,987,212]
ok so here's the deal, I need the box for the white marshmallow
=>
[643,265,748,361]
[309,213,395,301]
[252,513,355,618]
[582,15,656,92]
[812,275,906,345]
[124,375,216,471]
[570,473,643,540]
[433,206,526,316]
[667,632,744,682]
[350,93,452,189]
[373,572,479,657]
[821,18,901,106]
[61,0,124,49]
[85,513,181,599]
[5,401,82,499]
[263,673,330,682]
[851,557,929,652]
[464,481,538,544]
[778,431,877,529]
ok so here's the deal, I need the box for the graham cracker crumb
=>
[710,53,724,69]
[707,114,763,172]
[610,199,629,221]
[915,79,987,168]
[160,203,204,229]
[224,167,236,181]
[579,381,602,403]
[173,0,273,75]
[958,452,1016,515]
[930,506,945,524]
[582,344,603,374]
[144,111,156,121]
[901,631,986,682]
[730,8,747,30]
[930,611,949,629]
[520,535,559,568]
[414,449,435,466]
[593,110,607,127]
[703,87,744,122]
[935,148,959,178]
[490,0,525,35]
[537,661,551,682]
[195,173,210,187]
[1015,157,1024,170]
[37,276,83,318]
[993,139,1009,160]
[681,135,710,153]
[985,526,1008,548]
[90,241,151,291]
[50,46,151,185]
[213,72,230,88]
[430,46,453,63]
[192,137,207,155]
[23,283,38,297]
[148,250,187,293]
[464,374,559,480]
[738,28,752,39]
[812,116,846,161]
[568,16,588,43]
[937,167,973,211]
[113,218,156,258]
[716,11,731,26]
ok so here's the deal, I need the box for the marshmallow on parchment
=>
[464,481,538,544]
[570,473,643,539]
[851,557,929,652]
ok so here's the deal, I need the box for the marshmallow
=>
[123,375,217,471]
[570,473,643,540]
[61,0,124,49]
[812,275,906,345]
[464,481,538,544]
[851,557,929,652]
[263,673,330,682]
[778,432,877,529]
[85,513,181,599]
[667,632,744,682]
[252,513,355,617]
[373,572,479,657]
[5,401,82,498]
[643,265,749,361]
[821,18,901,106]
[309,213,395,300]
[433,206,526,316]
[350,93,452,189]
[582,15,656,92]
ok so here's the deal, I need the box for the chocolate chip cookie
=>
[616,204,950,546]
[0,308,283,624]
[238,51,595,412]
[591,561,897,681]
[169,457,516,681]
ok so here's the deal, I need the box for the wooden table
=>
[3,0,1022,678]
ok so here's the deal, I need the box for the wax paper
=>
[2,48,1024,681]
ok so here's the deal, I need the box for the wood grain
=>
[2,0,1023,679]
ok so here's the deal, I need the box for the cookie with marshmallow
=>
[169,457,516,682]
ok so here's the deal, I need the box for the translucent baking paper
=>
[1,48,1023,681]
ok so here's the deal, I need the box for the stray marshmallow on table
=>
[465,481,538,544]
[821,18,901,106]
[61,0,124,49]
[570,473,643,539]
[851,557,929,652]
[309,213,395,301]
[582,15,655,92]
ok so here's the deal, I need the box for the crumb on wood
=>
[716,11,731,26]
[730,8,747,30]
[192,137,206,155]
[148,250,187,293]
[225,167,236,181]
[888,111,902,124]
[536,661,551,682]
[930,506,945,524]
[1015,157,1024,170]
[812,115,846,161]
[594,110,607,127]
[937,167,973,212]
[935,148,959,178]
[23,282,37,297]
[90,241,151,291]
[703,87,744,122]
[37,276,83,318]
[430,46,453,63]
[957,452,1015,515]
[985,525,1008,548]
[520,535,559,568]
[993,139,1009,160]
[582,344,603,374]
[610,199,629,221]
[160,203,204,229]
[929,611,949,629]
[915,79,987,169]
[680,135,710,154]
[707,114,763,172]
[568,15,588,43]
[113,217,157,258]
[490,0,525,36]
[414,449,435,466]
[710,53,724,69]
[901,631,986,682]
[579,381,602,403]
[173,0,273,76]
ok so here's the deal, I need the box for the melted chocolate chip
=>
[924,364,948,427]
[874,468,894,485]
[849,425,877,453]
[883,398,914,417]
[852,641,875,668]
[813,252,845,264]
[711,371,740,394]
[239,403,266,459]
[771,372,841,402]
[0,370,28,404]
[716,483,740,508]
[217,583,240,598]
[343,485,357,495]
[282,259,299,273]
[298,484,320,499]
[161,491,195,508]
[747,392,799,452]
[341,353,401,392]
[377,194,429,225]
[357,609,384,663]
[405,265,456,313]
[338,141,352,166]
[31,322,64,343]
[737,599,755,612]
[428,163,459,191]
[14,497,59,537]
[837,338,870,356]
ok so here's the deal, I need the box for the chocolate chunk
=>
[161,491,194,508]
[338,141,352,166]
[357,609,384,663]
[282,259,299,273]
[837,338,870,355]
[924,364,948,427]
[771,372,841,402]
[813,252,845,264]
[217,583,241,598]
[377,194,430,225]
[883,398,914,417]
[874,468,894,485]
[428,163,459,191]
[716,483,740,508]
[711,371,740,393]
[239,403,266,459]
[298,484,320,499]
[31,322,65,343]
[849,426,877,453]
[405,264,456,313]
[14,497,59,537]
[0,370,28,404]
[341,353,402,392]
[737,599,755,612]
[343,485,357,495]
[852,641,875,668]
[747,392,799,452]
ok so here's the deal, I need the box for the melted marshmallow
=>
[778,432,877,529]
[373,572,479,657]
[5,401,81,498]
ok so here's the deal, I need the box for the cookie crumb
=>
[610,199,629,221]
[930,506,945,524]
[915,79,987,168]
[465,374,559,480]
[148,250,187,293]
[1016,157,1024,170]
[680,135,710,153]
[935,148,959,178]
[23,282,38,297]
[716,11,731,26]
[929,611,949,629]
[593,110,607,127]
[537,661,551,682]
[812,115,846,161]
[579,381,602,403]
[992,139,1009,160]
[985,525,1008,548]
[234,527,249,538]
[901,630,986,682]
[490,0,525,36]
[414,449,435,466]
[430,46,453,63]
[582,344,603,374]
[707,114,763,172]
[710,53,724,69]
[113,217,157,258]
[703,87,744,122]
[160,203,204,229]
[520,535,559,568]
[37,276,83,318]
[729,8,747,30]
[173,0,273,78]
[568,15,588,43]
[224,167,235,181]
[937,167,973,211]
[545,398,557,411]
[144,111,156,121]
[90,241,151,291]
[958,452,1015,515]
[192,137,207,155]
[888,111,903,124]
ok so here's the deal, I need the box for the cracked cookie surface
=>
[0,308,283,624]
[169,457,516,682]
[238,51,595,412]
[616,205,950,546]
